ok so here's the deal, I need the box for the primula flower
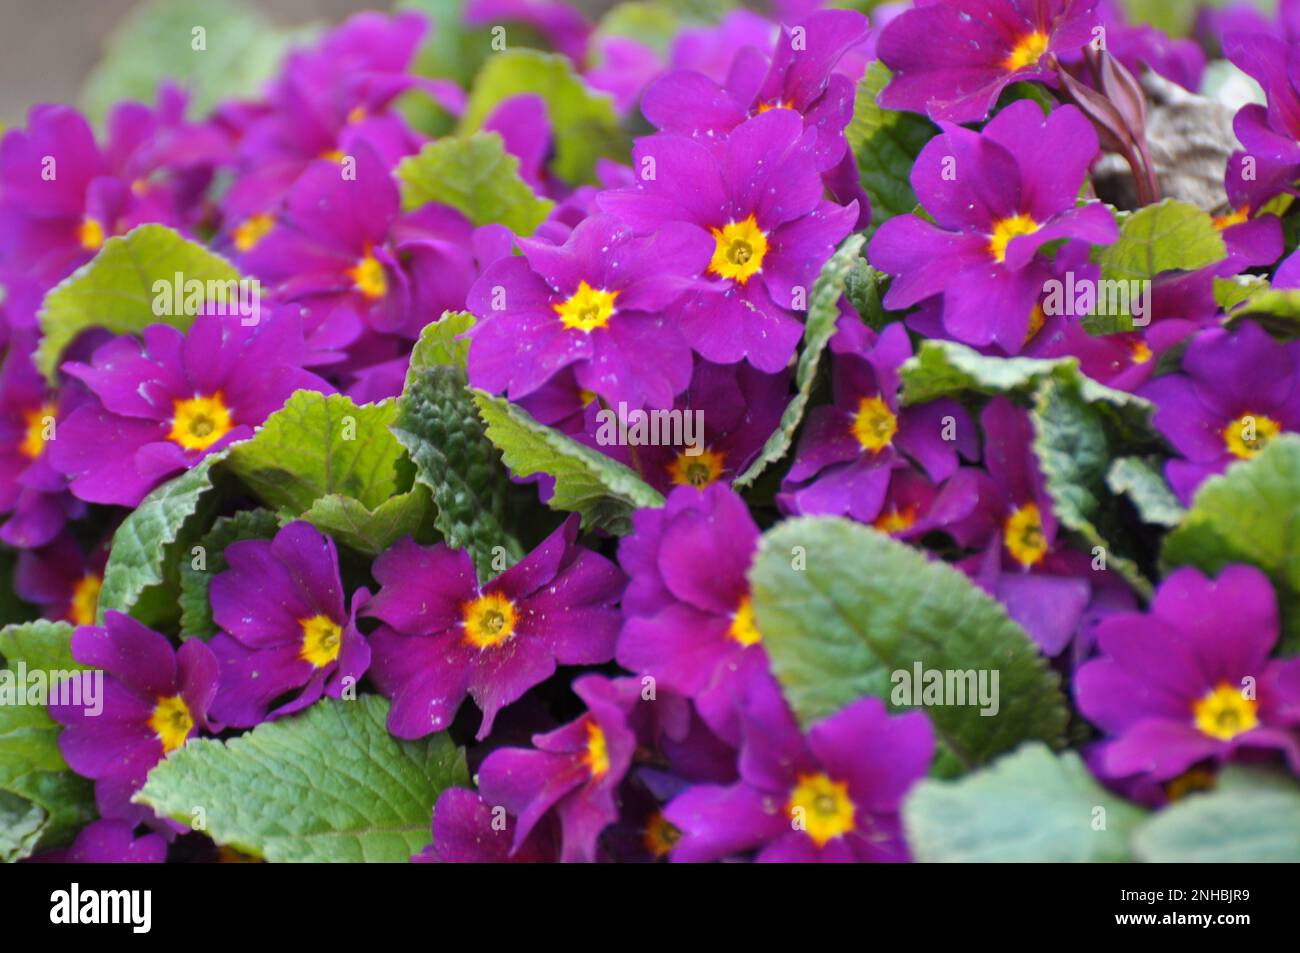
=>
[208,521,370,728]
[1076,565,1300,782]
[1140,320,1300,505]
[666,677,934,862]
[869,100,1117,350]
[49,311,330,507]
[50,612,218,782]
[642,9,870,171]
[466,213,711,409]
[365,515,625,739]
[599,110,857,372]
[877,0,1100,122]
[36,819,167,864]
[476,674,637,863]
[415,788,559,863]
[1221,32,1300,211]
[15,532,105,626]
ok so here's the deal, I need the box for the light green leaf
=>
[593,3,680,56]
[460,49,626,184]
[735,234,866,489]
[0,790,48,863]
[1106,456,1186,528]
[749,517,1067,774]
[36,224,241,382]
[135,696,467,862]
[845,62,935,235]
[178,509,282,640]
[1218,277,1300,339]
[396,132,554,235]
[900,338,1074,406]
[474,390,663,535]
[1162,434,1300,652]
[300,487,432,558]
[903,743,1146,862]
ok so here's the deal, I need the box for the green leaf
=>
[36,224,242,382]
[903,743,1146,862]
[79,0,309,124]
[98,454,229,624]
[1090,199,1226,333]
[1162,435,1300,652]
[300,487,432,558]
[224,391,409,514]
[900,338,1075,406]
[0,621,96,855]
[135,696,467,862]
[749,517,1068,773]
[845,62,935,235]
[735,234,867,489]
[474,390,663,535]
[460,49,626,184]
[1219,277,1300,339]
[396,132,554,235]
[1133,768,1300,862]
[1106,456,1186,528]
[178,509,282,640]
[393,316,520,578]
[593,3,681,56]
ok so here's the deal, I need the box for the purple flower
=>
[1222,32,1300,211]
[36,820,167,864]
[415,788,559,863]
[15,532,105,626]
[598,109,857,372]
[642,9,870,171]
[365,515,625,739]
[666,674,934,862]
[465,0,593,63]
[778,322,975,521]
[49,312,330,507]
[49,612,218,783]
[476,674,636,863]
[1075,565,1300,782]
[877,0,1100,122]
[1140,320,1300,505]
[466,213,710,410]
[869,101,1116,350]
[208,521,370,728]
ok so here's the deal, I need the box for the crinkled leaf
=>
[900,339,1077,406]
[300,487,432,558]
[1106,456,1186,528]
[36,224,241,382]
[178,509,281,640]
[749,517,1068,775]
[0,790,48,863]
[1162,435,1300,652]
[474,390,663,536]
[396,132,554,235]
[903,743,1146,861]
[135,696,467,862]
[1219,277,1300,339]
[734,234,866,489]
[845,62,935,234]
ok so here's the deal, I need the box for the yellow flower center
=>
[1004,502,1048,567]
[851,395,898,453]
[727,595,762,646]
[1163,768,1217,802]
[756,98,794,114]
[988,213,1040,264]
[168,393,234,452]
[299,614,343,667]
[1213,206,1250,231]
[232,213,275,252]
[1003,30,1050,72]
[68,574,101,627]
[78,217,105,251]
[320,148,346,162]
[642,811,682,858]
[554,281,618,333]
[787,772,855,848]
[1025,303,1046,343]
[1129,340,1153,364]
[1192,682,1258,741]
[346,105,367,124]
[19,402,57,460]
[149,695,194,754]
[584,720,610,779]
[873,505,918,535]
[349,249,387,300]
[666,448,726,488]
[462,591,518,649]
[1222,412,1281,459]
[708,214,768,285]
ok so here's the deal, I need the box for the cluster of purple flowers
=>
[7,0,1300,863]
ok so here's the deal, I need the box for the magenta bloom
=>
[642,9,870,171]
[1140,320,1300,505]
[666,675,934,862]
[466,213,711,410]
[599,110,857,372]
[208,522,370,728]
[50,312,330,507]
[15,532,105,626]
[869,101,1116,350]
[476,674,637,863]
[1075,566,1300,782]
[366,515,625,739]
[877,0,1100,122]
[1222,32,1300,211]
[49,612,218,782]
[38,820,167,864]
[416,788,559,863]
